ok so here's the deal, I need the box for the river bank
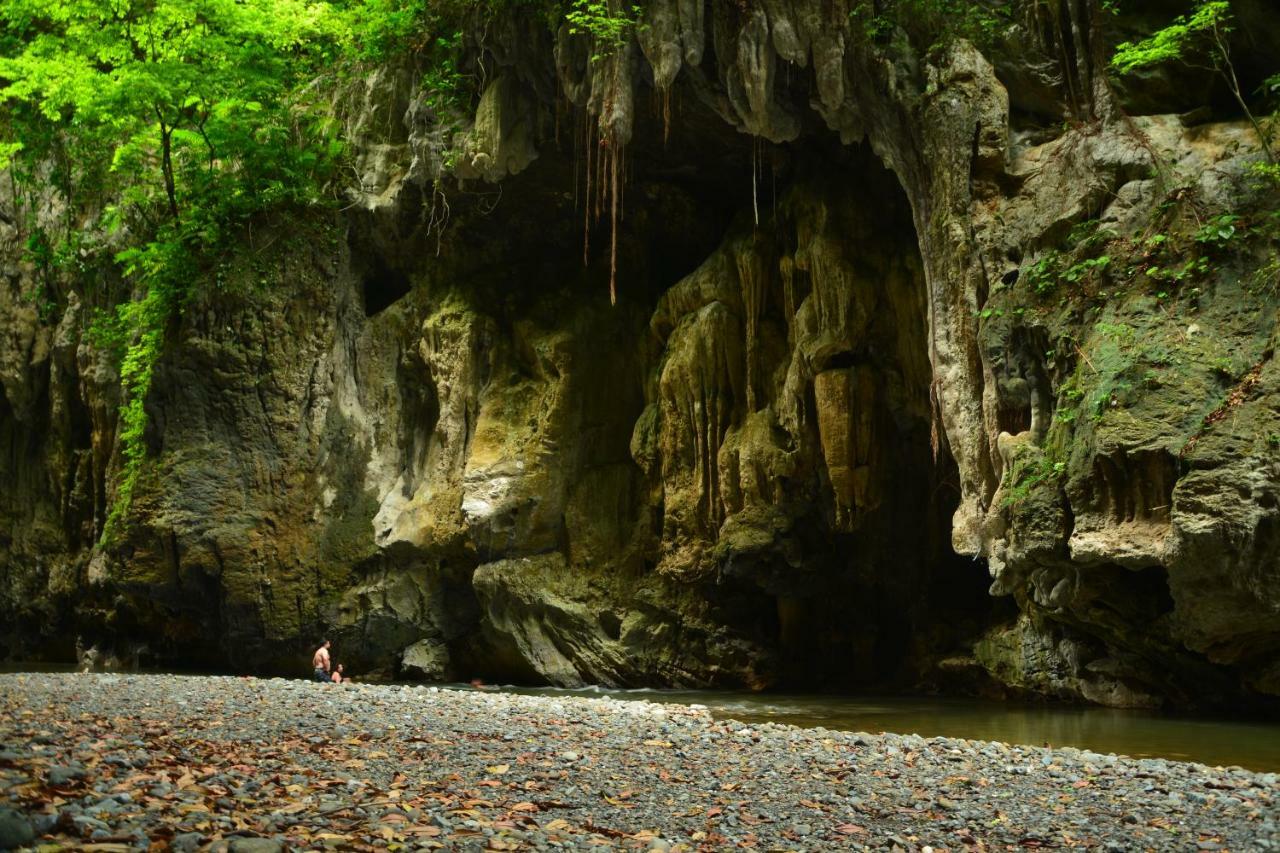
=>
[0,674,1275,851]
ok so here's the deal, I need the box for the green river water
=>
[492,686,1280,773]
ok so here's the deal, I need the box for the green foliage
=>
[1068,219,1117,251]
[1112,0,1275,161]
[566,0,639,63]
[848,2,896,42]
[1193,213,1242,247]
[0,0,390,544]
[341,0,429,60]
[1023,248,1112,296]
[422,31,468,114]
[1111,0,1230,74]
[1250,161,1280,189]
[97,282,174,543]
[1001,453,1066,507]
[1061,254,1112,284]
[1147,255,1212,283]
[1025,251,1063,295]
[1095,321,1135,341]
[848,0,1013,50]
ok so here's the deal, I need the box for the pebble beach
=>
[0,673,1275,851]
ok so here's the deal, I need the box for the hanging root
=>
[662,87,671,147]
[583,117,593,268]
[610,142,619,306]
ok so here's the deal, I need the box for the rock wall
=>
[2,0,1278,706]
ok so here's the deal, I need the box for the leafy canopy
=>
[0,0,356,227]
[0,0,429,542]
[1111,0,1231,74]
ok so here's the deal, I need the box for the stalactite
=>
[736,242,765,411]
[572,108,580,210]
[770,148,777,227]
[780,254,797,348]
[751,137,760,227]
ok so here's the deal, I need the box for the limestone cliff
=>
[2,0,1278,707]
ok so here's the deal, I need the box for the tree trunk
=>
[156,107,179,219]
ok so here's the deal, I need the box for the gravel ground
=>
[0,673,1276,851]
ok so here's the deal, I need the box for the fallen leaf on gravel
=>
[835,823,867,835]
[403,825,442,836]
[583,821,627,838]
[486,764,510,775]
[509,801,538,812]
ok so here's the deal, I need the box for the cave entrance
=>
[710,143,1003,693]
[361,259,411,317]
[335,70,1000,693]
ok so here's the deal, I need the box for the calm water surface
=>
[493,685,1280,772]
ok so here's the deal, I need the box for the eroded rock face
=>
[2,0,1278,706]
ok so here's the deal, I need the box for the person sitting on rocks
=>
[312,639,331,683]
[330,664,345,684]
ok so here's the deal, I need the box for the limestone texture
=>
[2,0,1278,707]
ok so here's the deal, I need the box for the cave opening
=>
[361,259,412,317]
[335,69,1003,694]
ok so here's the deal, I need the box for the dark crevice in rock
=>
[362,260,412,317]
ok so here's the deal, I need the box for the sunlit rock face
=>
[2,0,1278,708]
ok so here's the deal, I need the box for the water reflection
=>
[496,686,1280,772]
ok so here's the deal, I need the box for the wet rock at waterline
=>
[2,0,1280,707]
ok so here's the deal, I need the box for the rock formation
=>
[2,0,1278,707]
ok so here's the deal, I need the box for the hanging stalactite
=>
[751,136,760,228]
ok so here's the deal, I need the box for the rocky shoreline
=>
[0,674,1275,851]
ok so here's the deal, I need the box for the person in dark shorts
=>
[312,639,331,683]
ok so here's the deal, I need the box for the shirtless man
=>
[312,639,331,683]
